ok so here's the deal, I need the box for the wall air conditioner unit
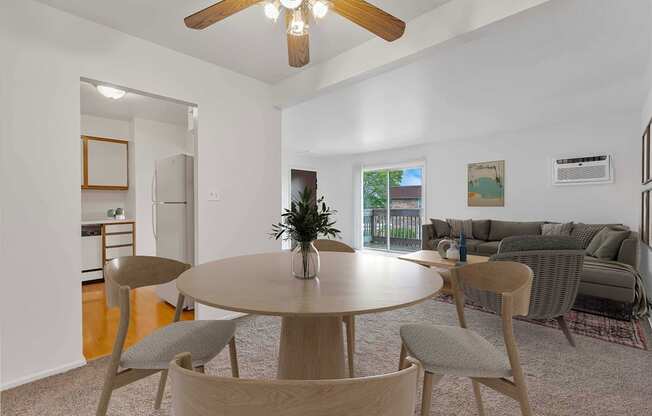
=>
[552,155,613,185]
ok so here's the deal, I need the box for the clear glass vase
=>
[292,241,320,279]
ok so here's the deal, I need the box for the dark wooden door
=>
[291,169,317,205]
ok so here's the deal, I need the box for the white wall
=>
[0,0,280,390]
[282,153,356,246]
[286,113,640,250]
[132,117,193,256]
[80,114,131,220]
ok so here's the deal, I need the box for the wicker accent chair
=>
[467,235,585,346]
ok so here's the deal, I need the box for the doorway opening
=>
[79,78,197,360]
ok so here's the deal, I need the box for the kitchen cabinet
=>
[102,222,136,263]
[81,136,129,190]
[81,220,136,283]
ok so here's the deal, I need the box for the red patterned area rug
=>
[436,295,648,350]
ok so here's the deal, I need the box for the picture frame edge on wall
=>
[467,159,505,208]
[642,121,651,185]
[641,189,650,246]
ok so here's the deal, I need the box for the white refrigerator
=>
[153,154,195,309]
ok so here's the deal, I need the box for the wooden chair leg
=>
[345,315,355,377]
[471,380,485,416]
[556,316,576,347]
[154,370,168,410]
[96,357,122,416]
[421,372,443,416]
[229,337,240,378]
[96,375,115,416]
[516,381,533,416]
[399,343,408,370]
[512,361,533,416]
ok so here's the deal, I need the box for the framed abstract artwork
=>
[642,190,650,246]
[642,123,651,184]
[468,160,505,207]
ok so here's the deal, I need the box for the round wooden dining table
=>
[177,251,443,380]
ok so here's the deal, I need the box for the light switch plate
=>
[208,191,220,201]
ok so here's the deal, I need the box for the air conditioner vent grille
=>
[552,154,612,185]
[558,165,607,181]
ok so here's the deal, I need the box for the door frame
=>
[284,166,319,250]
[359,160,427,253]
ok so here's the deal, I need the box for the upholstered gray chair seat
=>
[400,324,511,378]
[120,320,236,370]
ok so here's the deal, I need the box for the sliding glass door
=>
[362,165,424,252]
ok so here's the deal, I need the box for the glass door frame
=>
[360,160,426,253]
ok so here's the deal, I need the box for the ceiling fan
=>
[184,0,406,68]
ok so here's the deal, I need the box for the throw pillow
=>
[430,219,451,238]
[571,223,613,249]
[447,218,473,238]
[585,227,631,260]
[541,222,573,236]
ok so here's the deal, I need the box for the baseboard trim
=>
[215,311,247,320]
[1,358,87,391]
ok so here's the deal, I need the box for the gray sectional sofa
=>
[422,219,641,311]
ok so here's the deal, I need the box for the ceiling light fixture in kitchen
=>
[96,85,126,100]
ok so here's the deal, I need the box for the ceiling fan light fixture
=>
[288,9,307,36]
[311,0,329,19]
[263,1,280,21]
[280,0,303,10]
[96,85,126,100]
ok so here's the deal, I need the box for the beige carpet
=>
[3,299,652,415]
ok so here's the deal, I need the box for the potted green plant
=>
[271,187,340,279]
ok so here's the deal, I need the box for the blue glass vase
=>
[459,230,468,263]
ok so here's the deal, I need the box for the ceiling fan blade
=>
[185,0,261,30]
[331,0,406,42]
[286,12,310,68]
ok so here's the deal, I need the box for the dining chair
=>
[313,239,357,377]
[96,256,240,416]
[170,352,419,416]
[399,261,534,416]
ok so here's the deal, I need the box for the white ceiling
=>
[283,0,651,155]
[36,0,451,84]
[80,81,189,125]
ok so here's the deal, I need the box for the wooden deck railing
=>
[363,209,422,251]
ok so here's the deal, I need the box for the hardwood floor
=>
[82,282,193,360]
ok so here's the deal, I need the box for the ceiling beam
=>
[272,0,552,108]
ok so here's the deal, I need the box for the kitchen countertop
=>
[81,218,135,226]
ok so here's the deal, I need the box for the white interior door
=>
[155,155,187,202]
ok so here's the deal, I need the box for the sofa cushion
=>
[488,220,543,241]
[430,219,451,238]
[477,241,500,255]
[581,258,636,290]
[423,237,444,251]
[447,218,473,238]
[497,235,580,253]
[464,239,485,254]
[472,220,491,241]
[586,227,631,260]
[541,222,573,236]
